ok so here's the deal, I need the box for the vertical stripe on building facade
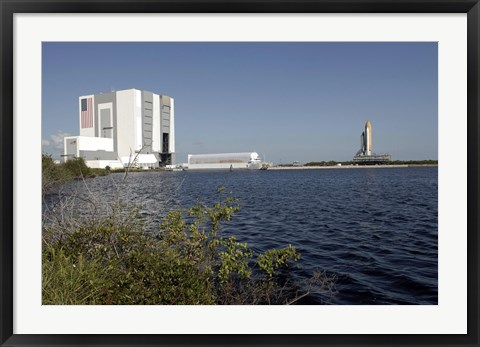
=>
[81,97,93,128]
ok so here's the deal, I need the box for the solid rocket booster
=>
[360,132,365,154]
[364,121,372,155]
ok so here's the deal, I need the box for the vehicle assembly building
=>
[187,152,263,170]
[63,88,175,169]
[353,120,391,164]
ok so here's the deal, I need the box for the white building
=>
[63,88,175,169]
[188,152,263,170]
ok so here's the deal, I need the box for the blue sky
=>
[42,42,437,163]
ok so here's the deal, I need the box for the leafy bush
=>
[42,249,106,305]
[42,154,110,194]
[43,195,333,305]
[63,157,93,177]
[42,154,74,194]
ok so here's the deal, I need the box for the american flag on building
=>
[81,97,93,128]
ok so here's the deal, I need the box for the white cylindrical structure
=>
[365,121,372,155]
[188,152,262,170]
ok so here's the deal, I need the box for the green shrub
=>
[42,195,327,305]
[63,157,93,177]
[42,154,74,194]
[91,168,110,177]
[42,248,106,305]
[42,154,110,194]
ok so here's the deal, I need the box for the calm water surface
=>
[47,167,438,305]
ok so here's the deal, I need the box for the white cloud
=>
[41,131,71,157]
[50,131,71,150]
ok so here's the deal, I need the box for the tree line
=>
[303,160,438,167]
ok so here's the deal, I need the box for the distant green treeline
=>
[301,160,438,167]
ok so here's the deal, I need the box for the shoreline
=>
[108,164,438,173]
[268,164,438,170]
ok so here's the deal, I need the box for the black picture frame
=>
[1,1,479,346]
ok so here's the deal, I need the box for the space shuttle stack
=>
[353,120,391,164]
[360,120,372,156]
